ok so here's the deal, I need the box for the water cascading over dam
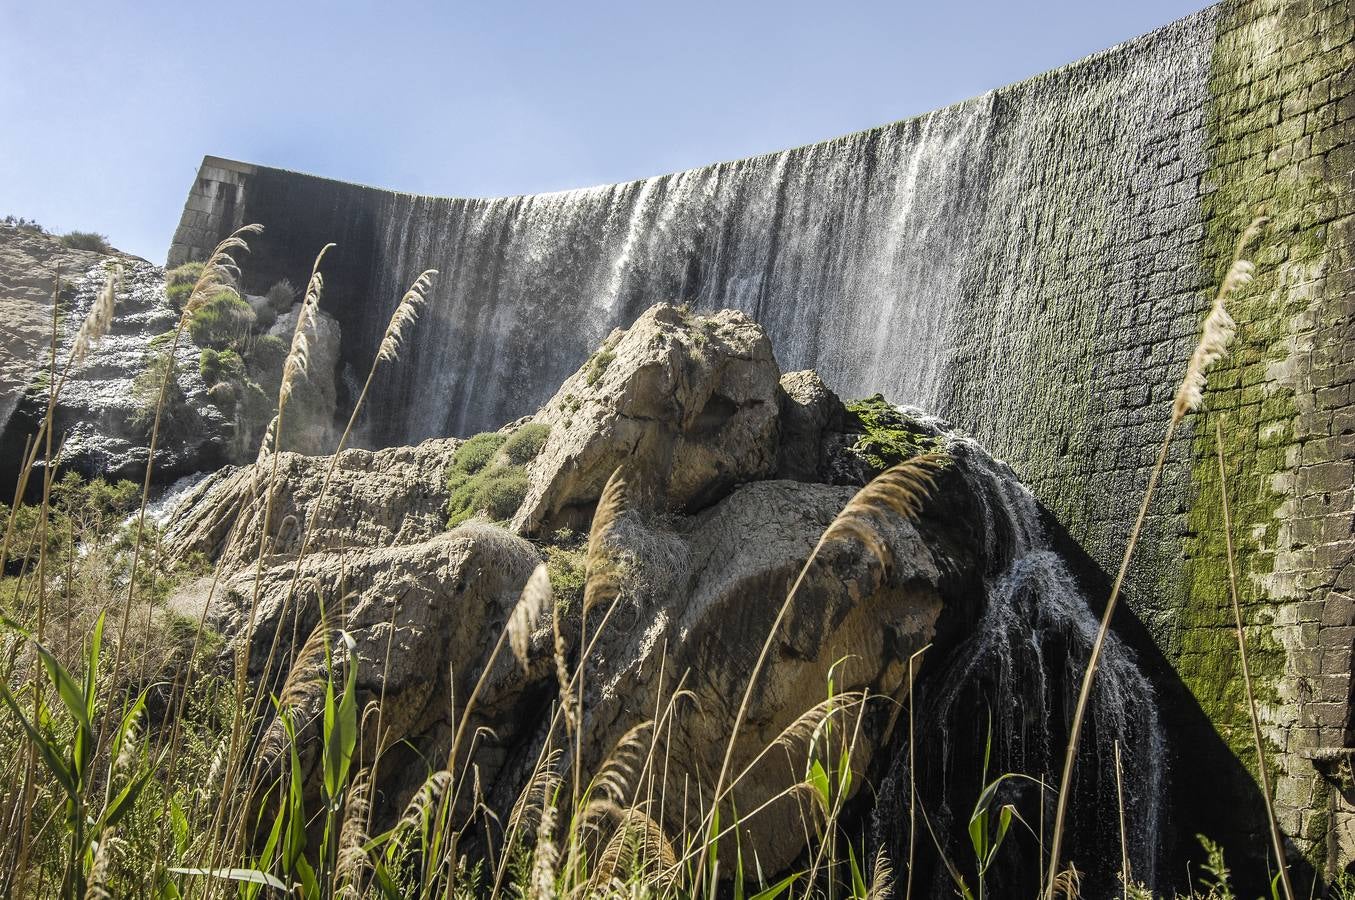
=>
[170,0,1354,884]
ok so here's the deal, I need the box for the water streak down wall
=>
[171,0,1354,876]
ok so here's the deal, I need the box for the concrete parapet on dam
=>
[169,0,1354,878]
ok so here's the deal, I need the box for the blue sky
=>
[1,1,1211,261]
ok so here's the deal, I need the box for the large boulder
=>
[511,304,782,534]
[163,301,991,876]
[164,437,459,569]
[175,473,972,874]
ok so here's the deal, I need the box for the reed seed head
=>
[511,563,552,672]
[377,269,437,363]
[1171,216,1268,422]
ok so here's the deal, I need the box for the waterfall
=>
[350,97,996,444]
[872,431,1166,893]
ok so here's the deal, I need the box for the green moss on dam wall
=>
[169,0,1354,880]
[1176,0,1354,872]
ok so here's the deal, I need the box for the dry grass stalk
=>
[1051,864,1081,900]
[695,453,944,893]
[1114,740,1130,900]
[870,846,894,900]
[82,828,120,900]
[1044,216,1267,897]
[511,563,551,672]
[71,265,119,365]
[112,225,263,716]
[1214,417,1294,900]
[334,769,371,899]
[530,773,564,900]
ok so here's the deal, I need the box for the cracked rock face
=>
[0,226,233,488]
[512,304,782,534]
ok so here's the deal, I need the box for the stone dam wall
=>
[170,0,1354,878]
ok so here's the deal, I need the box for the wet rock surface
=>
[0,226,232,489]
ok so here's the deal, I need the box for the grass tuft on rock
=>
[446,424,551,526]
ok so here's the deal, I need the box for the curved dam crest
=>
[170,0,1355,880]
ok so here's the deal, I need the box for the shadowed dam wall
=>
[170,0,1354,878]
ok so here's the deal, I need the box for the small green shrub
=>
[60,230,112,253]
[265,278,296,312]
[246,333,287,374]
[2,215,45,234]
[584,349,616,386]
[251,299,277,333]
[446,464,529,527]
[206,380,237,409]
[188,289,254,350]
[544,533,586,614]
[199,348,244,386]
[165,261,204,309]
[502,422,551,464]
[129,352,191,436]
[452,431,508,475]
[444,427,548,526]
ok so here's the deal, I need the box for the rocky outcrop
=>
[163,302,998,875]
[165,437,459,569]
[513,305,782,534]
[0,226,234,489]
[0,225,346,495]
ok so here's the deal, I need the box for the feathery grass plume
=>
[1171,215,1268,422]
[71,265,119,365]
[278,245,333,411]
[727,692,866,794]
[587,721,653,807]
[1045,216,1267,897]
[822,452,945,568]
[529,773,563,900]
[1050,865,1082,900]
[335,769,372,900]
[583,801,678,893]
[112,703,143,777]
[377,268,437,362]
[82,828,121,900]
[276,616,334,712]
[584,467,628,616]
[509,750,566,838]
[695,453,942,894]
[869,846,894,900]
[397,769,453,836]
[1215,418,1295,900]
[180,225,263,317]
[511,563,552,672]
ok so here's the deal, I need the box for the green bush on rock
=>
[188,289,254,350]
[164,261,204,310]
[445,424,551,526]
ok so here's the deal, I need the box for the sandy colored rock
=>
[512,304,781,534]
[164,437,460,568]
